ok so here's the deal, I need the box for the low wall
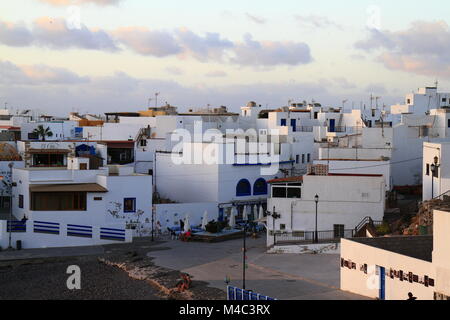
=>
[0,220,132,250]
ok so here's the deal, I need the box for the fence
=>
[274,229,355,245]
[227,286,276,301]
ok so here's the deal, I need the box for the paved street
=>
[147,236,369,300]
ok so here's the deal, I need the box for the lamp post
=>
[314,195,319,244]
[7,162,14,249]
[430,156,440,199]
[242,211,248,290]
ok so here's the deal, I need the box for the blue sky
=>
[1,0,449,115]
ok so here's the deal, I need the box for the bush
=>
[376,223,391,235]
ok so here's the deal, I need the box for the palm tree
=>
[32,125,53,141]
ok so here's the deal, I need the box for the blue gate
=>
[379,266,386,300]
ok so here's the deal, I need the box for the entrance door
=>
[218,208,224,222]
[329,119,336,132]
[291,119,297,132]
[378,266,386,300]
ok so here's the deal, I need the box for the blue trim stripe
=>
[34,221,60,235]
[68,224,92,229]
[35,221,59,226]
[67,232,92,238]
[100,235,125,241]
[34,228,59,234]
[101,227,125,232]
[100,230,125,236]
[100,227,126,241]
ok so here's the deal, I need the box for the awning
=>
[30,183,108,193]
[28,149,71,154]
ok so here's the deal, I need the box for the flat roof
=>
[268,176,303,184]
[30,183,108,193]
[349,236,433,262]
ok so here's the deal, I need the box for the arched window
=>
[236,179,251,197]
[253,178,268,195]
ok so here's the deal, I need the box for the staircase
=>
[354,216,383,238]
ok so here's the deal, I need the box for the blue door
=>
[379,266,386,300]
[281,119,287,127]
[218,208,224,222]
[291,119,297,132]
[329,119,336,132]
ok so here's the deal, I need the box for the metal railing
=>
[274,229,355,245]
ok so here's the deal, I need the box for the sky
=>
[1,0,450,116]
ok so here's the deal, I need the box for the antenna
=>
[154,92,160,108]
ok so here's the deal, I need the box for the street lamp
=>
[430,156,440,199]
[314,195,319,244]
[7,162,14,249]
[242,209,248,290]
[267,206,280,246]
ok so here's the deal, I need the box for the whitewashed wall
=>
[155,202,219,231]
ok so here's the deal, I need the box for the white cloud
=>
[355,21,450,78]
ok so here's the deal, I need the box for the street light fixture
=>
[430,156,440,199]
[267,206,280,246]
[7,162,14,249]
[314,195,319,244]
[242,209,249,290]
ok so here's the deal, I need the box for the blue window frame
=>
[280,119,287,127]
[236,179,251,197]
[253,178,268,195]
[124,198,136,213]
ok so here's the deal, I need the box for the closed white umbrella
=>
[201,210,208,230]
[229,207,236,228]
[184,214,190,233]
[243,205,248,221]
[258,206,264,225]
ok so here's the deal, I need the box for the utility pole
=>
[155,92,160,108]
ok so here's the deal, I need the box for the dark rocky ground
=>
[0,238,226,300]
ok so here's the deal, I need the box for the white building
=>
[266,170,386,247]
[391,86,450,115]
[0,156,152,249]
[423,142,450,201]
[341,209,450,300]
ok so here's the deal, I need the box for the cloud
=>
[0,60,89,85]
[113,27,182,57]
[0,17,312,67]
[294,15,343,30]
[205,70,227,78]
[355,21,450,77]
[245,13,267,25]
[0,64,402,116]
[175,28,234,62]
[231,33,312,66]
[165,67,184,76]
[38,0,123,6]
[0,17,119,51]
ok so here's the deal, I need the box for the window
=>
[407,99,411,104]
[236,179,251,197]
[271,184,301,199]
[280,119,287,126]
[140,139,147,147]
[302,154,305,164]
[280,224,286,230]
[314,112,318,119]
[19,195,24,209]
[30,192,87,211]
[307,154,311,163]
[253,178,268,195]
[442,98,447,103]
[94,197,103,201]
[426,164,430,176]
[448,119,450,128]
[124,198,136,213]
[272,187,287,198]
[296,155,299,164]
[79,163,88,170]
